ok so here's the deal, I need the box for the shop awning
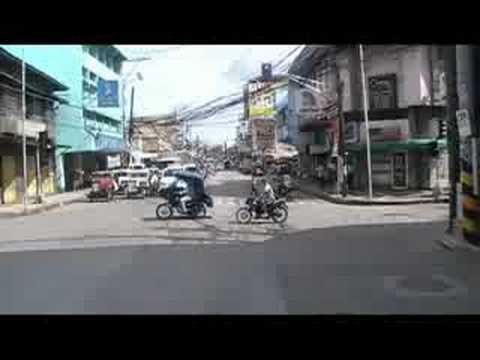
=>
[346,138,439,153]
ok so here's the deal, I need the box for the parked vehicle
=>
[155,171,213,219]
[112,169,130,195]
[235,195,288,224]
[125,168,150,199]
[87,171,116,202]
[158,165,184,196]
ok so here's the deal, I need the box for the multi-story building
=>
[0,45,126,191]
[130,114,180,156]
[0,48,68,204]
[289,45,448,191]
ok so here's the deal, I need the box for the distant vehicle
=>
[183,163,201,175]
[125,168,150,198]
[158,165,184,196]
[154,156,182,170]
[112,169,129,195]
[87,171,116,202]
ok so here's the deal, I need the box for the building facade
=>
[0,45,126,191]
[0,48,68,204]
[130,114,181,156]
[289,45,448,191]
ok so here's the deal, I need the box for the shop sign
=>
[308,143,330,155]
[392,152,408,189]
[345,122,359,144]
[360,119,409,143]
[252,118,275,151]
[107,155,121,169]
[456,109,473,139]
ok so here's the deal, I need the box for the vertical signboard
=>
[98,79,119,108]
[392,152,408,189]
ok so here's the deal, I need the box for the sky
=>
[117,45,298,145]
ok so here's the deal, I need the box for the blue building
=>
[0,45,126,191]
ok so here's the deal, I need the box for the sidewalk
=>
[296,178,449,206]
[0,190,89,219]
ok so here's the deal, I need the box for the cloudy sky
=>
[117,45,298,145]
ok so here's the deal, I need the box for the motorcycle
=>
[156,191,214,219]
[236,195,288,224]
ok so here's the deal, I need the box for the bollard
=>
[462,142,480,245]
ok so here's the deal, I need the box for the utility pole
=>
[359,44,373,200]
[445,45,460,233]
[21,50,28,213]
[334,60,347,197]
[456,45,480,245]
[127,86,135,166]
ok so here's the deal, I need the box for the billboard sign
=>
[98,79,119,108]
[252,118,275,151]
[248,81,275,118]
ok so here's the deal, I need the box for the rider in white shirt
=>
[258,178,275,217]
[173,178,190,214]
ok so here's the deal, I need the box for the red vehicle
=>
[87,171,117,202]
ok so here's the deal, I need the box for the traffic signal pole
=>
[456,45,480,245]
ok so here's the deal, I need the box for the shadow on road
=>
[142,216,213,222]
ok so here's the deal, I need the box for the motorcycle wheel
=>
[271,206,288,224]
[156,203,173,220]
[236,207,252,224]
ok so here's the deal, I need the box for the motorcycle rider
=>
[256,178,276,218]
[169,176,191,215]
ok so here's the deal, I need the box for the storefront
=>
[345,119,444,191]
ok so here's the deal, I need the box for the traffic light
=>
[438,119,447,139]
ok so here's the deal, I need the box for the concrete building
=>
[289,45,448,191]
[0,45,126,191]
[0,48,68,204]
[130,114,181,156]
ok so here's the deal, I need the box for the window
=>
[106,56,113,70]
[88,46,97,58]
[98,48,106,64]
[82,67,88,79]
[89,72,97,83]
[113,58,122,74]
[368,74,397,109]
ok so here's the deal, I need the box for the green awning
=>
[346,138,439,153]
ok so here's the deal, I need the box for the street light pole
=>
[121,57,150,151]
[359,44,373,200]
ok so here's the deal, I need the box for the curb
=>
[438,232,480,253]
[298,187,449,206]
[0,195,86,219]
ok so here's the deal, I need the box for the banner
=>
[107,155,121,169]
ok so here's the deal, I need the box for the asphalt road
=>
[1,170,476,314]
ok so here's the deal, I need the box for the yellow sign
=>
[249,105,275,117]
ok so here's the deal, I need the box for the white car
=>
[183,163,202,175]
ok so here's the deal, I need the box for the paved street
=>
[1,170,478,314]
